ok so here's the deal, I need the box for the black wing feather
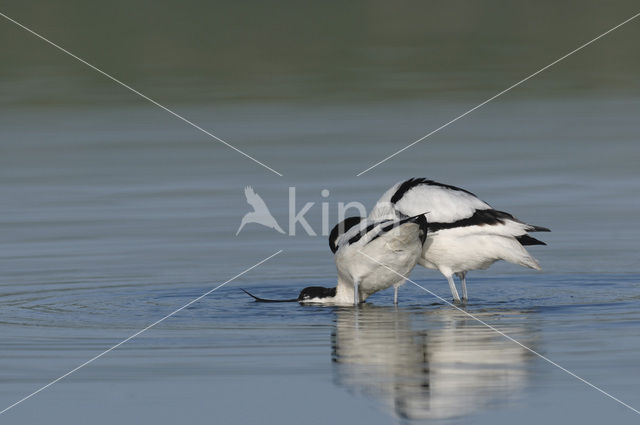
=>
[516,235,547,246]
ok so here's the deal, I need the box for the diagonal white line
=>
[356,11,640,176]
[0,11,283,177]
[0,250,283,416]
[357,250,640,415]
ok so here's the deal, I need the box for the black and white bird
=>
[369,178,550,303]
[243,214,427,305]
[328,214,427,305]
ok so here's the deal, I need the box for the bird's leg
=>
[353,280,360,306]
[459,272,468,303]
[394,284,399,305]
[446,275,461,304]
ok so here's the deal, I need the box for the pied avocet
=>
[369,178,549,303]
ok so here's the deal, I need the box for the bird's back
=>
[370,178,548,273]
[370,178,491,223]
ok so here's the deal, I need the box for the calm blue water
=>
[1,1,640,423]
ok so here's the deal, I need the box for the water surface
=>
[1,1,640,423]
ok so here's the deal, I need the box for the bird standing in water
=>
[243,214,427,305]
[369,178,549,303]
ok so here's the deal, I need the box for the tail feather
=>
[502,237,542,270]
[520,257,542,271]
[519,253,542,271]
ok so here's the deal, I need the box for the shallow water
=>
[2,1,640,424]
[2,276,640,424]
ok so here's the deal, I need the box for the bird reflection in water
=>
[331,305,534,421]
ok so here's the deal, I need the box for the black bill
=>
[241,288,299,303]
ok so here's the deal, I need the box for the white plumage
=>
[369,178,549,303]
[299,215,427,305]
[243,215,427,306]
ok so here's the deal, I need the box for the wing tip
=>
[517,234,547,246]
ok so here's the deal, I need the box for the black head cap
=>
[329,216,363,253]
[297,286,337,302]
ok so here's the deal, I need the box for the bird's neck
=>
[333,275,357,304]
